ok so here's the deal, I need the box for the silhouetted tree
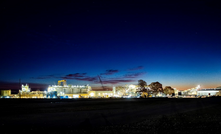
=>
[137,80,150,98]
[149,82,163,96]
[138,79,147,91]
[163,86,174,95]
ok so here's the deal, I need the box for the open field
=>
[1,98,221,133]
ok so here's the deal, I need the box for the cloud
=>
[75,77,97,82]
[124,72,146,78]
[61,73,98,82]
[31,69,145,86]
[62,73,87,79]
[101,79,136,84]
[97,72,146,84]
[32,73,97,83]
[128,66,144,71]
[101,69,119,75]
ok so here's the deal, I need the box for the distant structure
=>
[88,90,113,98]
[170,88,179,96]
[58,80,67,86]
[21,84,31,92]
[216,86,221,89]
[47,80,92,98]
[197,88,221,96]
[19,84,46,98]
[0,90,11,98]
[181,85,200,96]
[113,84,137,98]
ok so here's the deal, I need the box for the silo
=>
[73,87,80,93]
[65,87,72,94]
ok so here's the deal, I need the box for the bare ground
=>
[0,97,221,134]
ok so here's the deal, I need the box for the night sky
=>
[1,0,221,91]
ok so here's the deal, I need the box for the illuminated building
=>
[19,84,47,98]
[0,90,11,98]
[182,85,200,96]
[47,80,91,98]
[173,88,179,96]
[19,84,31,98]
[113,85,138,98]
[197,88,221,97]
[21,84,31,92]
[88,90,113,98]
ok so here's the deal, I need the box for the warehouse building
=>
[197,88,221,97]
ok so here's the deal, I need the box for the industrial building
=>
[197,88,221,97]
[181,85,200,96]
[112,85,139,98]
[2,80,221,99]
[47,80,91,98]
[16,80,93,98]
[88,90,113,98]
[0,90,11,98]
[19,84,46,98]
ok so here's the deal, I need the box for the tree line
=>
[115,79,175,98]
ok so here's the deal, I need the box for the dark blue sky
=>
[1,0,221,90]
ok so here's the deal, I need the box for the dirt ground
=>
[1,98,221,134]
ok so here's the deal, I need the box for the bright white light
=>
[198,91,218,93]
[73,95,79,98]
[129,85,136,89]
[90,93,94,96]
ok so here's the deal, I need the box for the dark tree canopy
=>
[138,79,147,88]
[149,82,163,95]
[163,86,174,95]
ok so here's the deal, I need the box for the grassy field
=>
[86,104,221,134]
[1,98,221,134]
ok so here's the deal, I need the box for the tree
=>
[137,80,150,98]
[163,86,174,95]
[138,79,147,91]
[149,82,163,96]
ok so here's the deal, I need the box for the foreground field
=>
[1,98,221,133]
